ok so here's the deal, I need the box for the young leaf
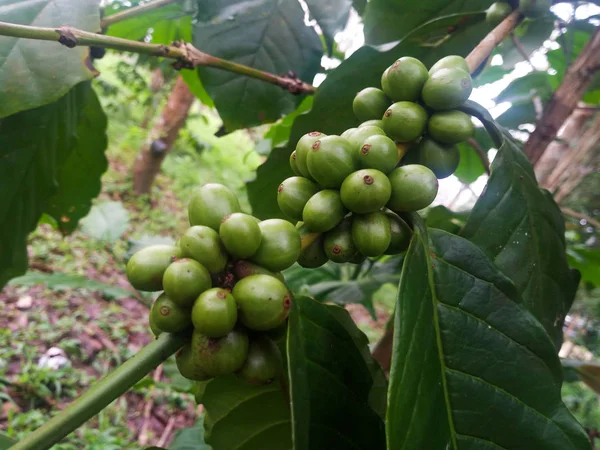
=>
[387,217,591,449]
[80,201,130,242]
[0,82,108,288]
[304,0,352,55]
[8,272,133,299]
[461,116,579,346]
[287,296,385,450]
[0,0,100,118]
[193,0,323,131]
[202,375,292,450]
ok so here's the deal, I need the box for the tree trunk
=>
[139,68,165,129]
[133,76,195,196]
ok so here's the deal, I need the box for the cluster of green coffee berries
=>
[126,184,301,385]
[486,0,550,25]
[281,54,478,267]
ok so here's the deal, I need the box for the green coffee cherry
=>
[238,335,283,385]
[219,213,262,259]
[126,244,181,291]
[163,258,211,307]
[277,177,320,222]
[359,119,385,129]
[387,165,439,212]
[382,102,428,142]
[180,226,228,274]
[150,293,191,333]
[341,128,358,139]
[188,183,241,231]
[418,138,460,179]
[358,134,398,174]
[345,125,386,153]
[233,260,284,283]
[428,110,474,144]
[340,169,391,214]
[352,87,390,122]
[290,151,302,176]
[302,190,347,232]
[385,212,412,255]
[422,68,472,110]
[176,344,213,381]
[232,275,292,331]
[381,57,429,102]
[486,2,513,25]
[352,212,392,257]
[307,136,357,188]
[149,313,162,338]
[191,328,249,377]
[323,219,358,263]
[297,226,328,268]
[295,132,325,179]
[191,288,238,337]
[251,219,301,272]
[429,55,470,75]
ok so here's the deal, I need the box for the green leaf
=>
[454,142,486,184]
[193,0,323,131]
[202,375,292,450]
[495,71,554,104]
[287,296,385,449]
[462,127,579,346]
[247,13,490,219]
[562,360,600,396]
[362,0,490,45]
[304,0,352,55]
[259,97,314,156]
[8,272,132,299]
[180,69,214,108]
[80,201,130,242]
[0,82,105,288]
[498,16,555,69]
[387,217,591,449]
[105,1,193,43]
[169,416,212,450]
[44,85,108,234]
[423,205,470,234]
[567,245,600,286]
[0,433,15,449]
[0,0,100,118]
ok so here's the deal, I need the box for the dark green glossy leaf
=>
[202,375,292,450]
[247,13,489,218]
[473,62,511,86]
[261,97,314,154]
[193,0,323,131]
[496,101,536,129]
[8,272,133,299]
[387,217,591,449]
[0,0,100,117]
[0,433,15,449]
[567,245,600,286]
[287,296,385,450]
[462,127,579,346]
[363,0,492,44]
[562,360,600,395]
[423,205,470,234]
[495,71,554,104]
[169,417,212,450]
[305,0,352,55]
[0,82,107,288]
[498,16,555,69]
[352,0,367,15]
[45,86,108,234]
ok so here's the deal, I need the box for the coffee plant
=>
[0,0,598,449]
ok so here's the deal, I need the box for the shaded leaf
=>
[80,201,129,242]
[0,433,15,449]
[247,13,490,219]
[193,0,323,131]
[562,360,600,396]
[202,375,292,450]
[423,205,470,234]
[180,69,214,108]
[44,85,108,233]
[498,16,555,69]
[287,296,385,450]
[454,143,486,184]
[363,0,492,45]
[567,246,600,287]
[495,71,554,104]
[387,217,590,449]
[169,416,212,450]
[462,122,579,346]
[305,0,352,55]
[0,82,106,288]
[474,62,511,86]
[0,0,100,117]
[8,272,132,299]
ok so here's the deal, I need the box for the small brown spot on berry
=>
[392,61,400,69]
[278,183,284,192]
[309,131,321,137]
[160,306,170,316]
[332,245,342,255]
[217,290,226,299]
[384,109,392,118]
[364,175,374,185]
[283,296,292,309]
[312,140,321,151]
[361,144,371,155]
[292,152,297,160]
[461,79,469,88]
[221,214,232,223]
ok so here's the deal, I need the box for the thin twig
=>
[561,208,600,229]
[156,416,176,447]
[465,10,523,73]
[511,32,536,70]
[138,365,163,446]
[467,137,491,175]
[101,0,179,29]
[0,22,316,95]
